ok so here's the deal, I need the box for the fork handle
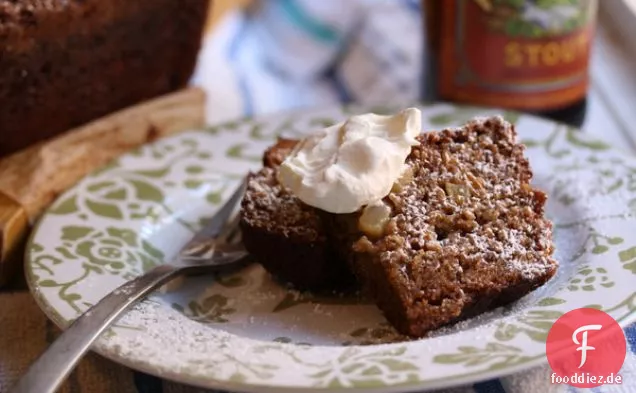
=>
[10,264,180,393]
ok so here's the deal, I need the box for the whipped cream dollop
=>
[277,108,421,213]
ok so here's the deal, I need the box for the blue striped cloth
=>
[224,0,423,117]
[193,1,636,392]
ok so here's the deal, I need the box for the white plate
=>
[26,103,636,392]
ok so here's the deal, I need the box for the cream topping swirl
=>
[277,108,421,213]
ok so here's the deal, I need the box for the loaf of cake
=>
[0,0,209,157]
[240,115,557,337]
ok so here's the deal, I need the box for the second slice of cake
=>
[327,116,557,337]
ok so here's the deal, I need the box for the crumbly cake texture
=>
[0,0,209,156]
[240,139,356,291]
[330,116,557,337]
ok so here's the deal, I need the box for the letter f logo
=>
[572,324,602,368]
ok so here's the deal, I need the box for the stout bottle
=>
[423,0,598,128]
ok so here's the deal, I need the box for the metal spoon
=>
[11,181,249,393]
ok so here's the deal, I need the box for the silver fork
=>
[11,181,250,393]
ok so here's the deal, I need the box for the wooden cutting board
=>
[0,87,206,287]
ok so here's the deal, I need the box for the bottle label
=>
[437,0,597,110]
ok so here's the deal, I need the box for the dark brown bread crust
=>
[240,139,355,291]
[332,117,557,337]
[0,0,209,157]
[262,138,298,168]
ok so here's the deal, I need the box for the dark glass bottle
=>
[422,0,597,128]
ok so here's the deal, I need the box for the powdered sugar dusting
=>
[351,116,556,335]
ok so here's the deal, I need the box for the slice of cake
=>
[239,139,356,291]
[328,116,557,337]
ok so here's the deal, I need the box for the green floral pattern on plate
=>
[172,294,236,323]
[26,103,636,392]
